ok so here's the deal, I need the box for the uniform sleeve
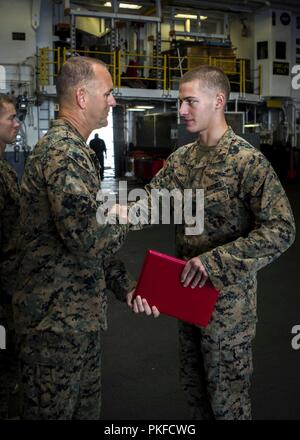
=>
[0,177,5,247]
[200,160,296,291]
[0,183,4,255]
[0,168,6,209]
[128,152,182,230]
[44,146,128,260]
[0,169,10,254]
[103,257,136,301]
[147,152,183,191]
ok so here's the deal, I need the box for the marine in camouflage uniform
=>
[0,156,20,420]
[130,67,296,419]
[12,58,134,420]
[145,126,295,419]
[0,157,20,306]
[13,119,133,420]
[0,95,21,419]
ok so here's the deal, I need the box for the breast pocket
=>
[205,186,230,207]
[203,185,232,231]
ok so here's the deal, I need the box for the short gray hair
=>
[56,56,108,104]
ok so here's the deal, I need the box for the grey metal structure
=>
[69,0,300,15]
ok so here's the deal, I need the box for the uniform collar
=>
[188,126,234,168]
[51,118,86,144]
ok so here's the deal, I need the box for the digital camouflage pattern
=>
[178,321,253,420]
[146,126,295,331]
[19,331,101,420]
[142,126,296,419]
[13,119,135,419]
[13,119,134,336]
[0,156,20,302]
[0,156,20,419]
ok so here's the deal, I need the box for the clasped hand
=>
[126,256,208,318]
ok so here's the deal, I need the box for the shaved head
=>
[180,65,231,104]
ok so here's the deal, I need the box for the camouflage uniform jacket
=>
[145,126,296,336]
[13,119,133,336]
[0,156,20,304]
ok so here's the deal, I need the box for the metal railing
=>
[117,51,167,90]
[38,47,261,95]
[39,47,62,86]
[39,47,116,87]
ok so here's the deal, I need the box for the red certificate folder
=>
[133,249,219,327]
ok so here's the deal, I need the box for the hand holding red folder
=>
[128,291,160,318]
[132,249,219,327]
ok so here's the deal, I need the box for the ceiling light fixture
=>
[175,14,208,20]
[104,2,142,9]
[135,105,155,109]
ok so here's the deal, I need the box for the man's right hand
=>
[127,289,160,318]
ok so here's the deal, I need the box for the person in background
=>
[0,93,21,419]
[13,57,134,420]
[126,65,296,420]
[89,133,107,180]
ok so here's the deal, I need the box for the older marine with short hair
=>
[0,93,21,419]
[13,57,134,420]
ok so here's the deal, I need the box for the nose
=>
[109,95,116,107]
[179,101,188,117]
[14,118,21,129]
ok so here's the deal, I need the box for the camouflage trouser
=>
[0,304,19,420]
[18,331,101,420]
[178,321,254,420]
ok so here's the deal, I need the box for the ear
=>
[75,87,87,109]
[215,92,226,110]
